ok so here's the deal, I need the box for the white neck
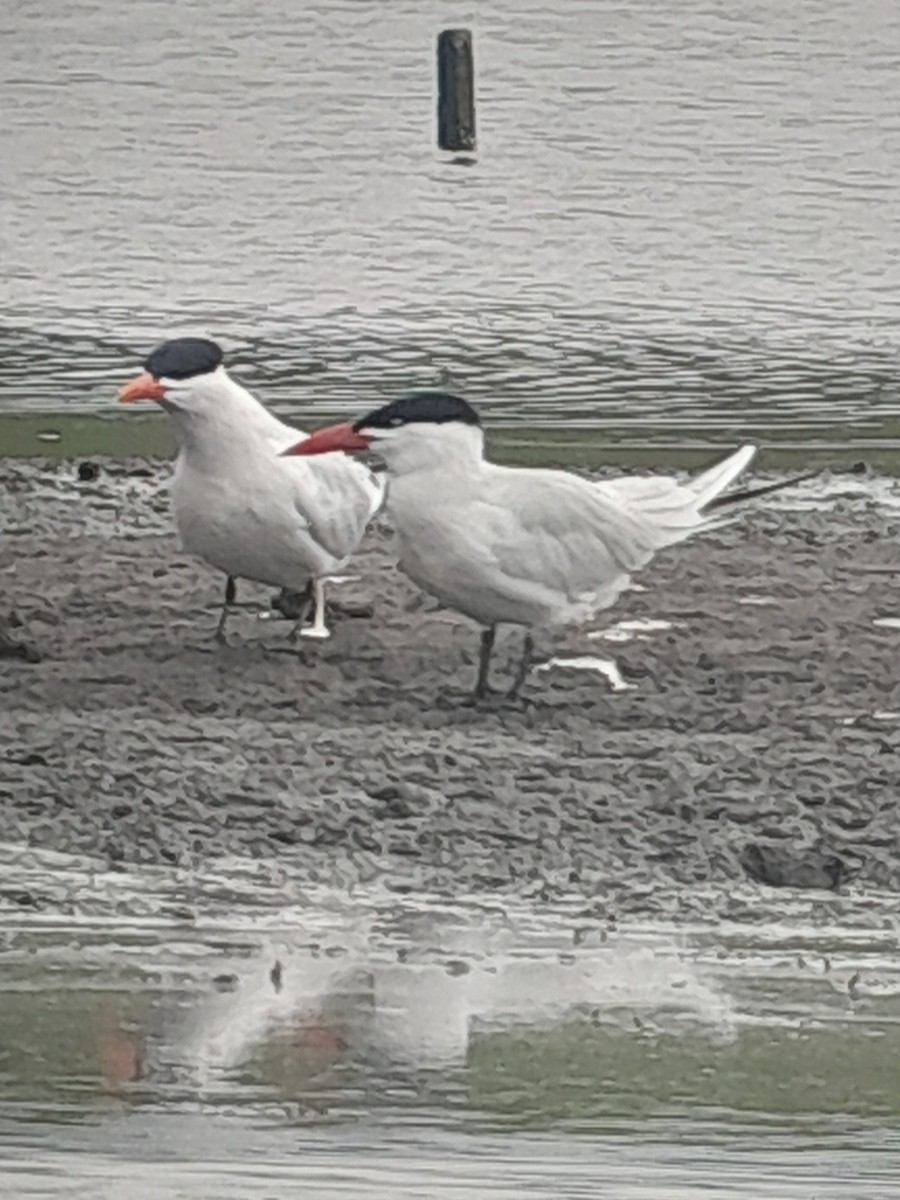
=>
[165,366,293,460]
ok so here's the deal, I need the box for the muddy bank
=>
[1,458,899,920]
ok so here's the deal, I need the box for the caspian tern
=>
[119,338,384,641]
[283,391,808,698]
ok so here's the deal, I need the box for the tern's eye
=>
[388,416,404,427]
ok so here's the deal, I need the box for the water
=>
[1,845,900,1197]
[2,0,900,450]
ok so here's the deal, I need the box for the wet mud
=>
[1,458,899,920]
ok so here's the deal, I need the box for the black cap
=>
[144,337,223,381]
[353,391,480,432]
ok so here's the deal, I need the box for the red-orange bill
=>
[118,372,167,404]
[282,423,371,456]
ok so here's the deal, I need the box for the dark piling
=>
[437,29,476,154]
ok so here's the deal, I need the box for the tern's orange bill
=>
[118,371,167,403]
[282,423,371,456]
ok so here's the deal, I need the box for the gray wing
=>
[261,421,384,565]
[284,453,385,564]
[481,467,671,608]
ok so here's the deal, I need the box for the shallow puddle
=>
[1,846,899,1196]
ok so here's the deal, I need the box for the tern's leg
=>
[299,578,331,640]
[507,631,534,699]
[286,582,315,642]
[214,575,237,643]
[474,625,497,698]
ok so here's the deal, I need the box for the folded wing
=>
[283,453,385,565]
[480,468,671,616]
[478,445,757,620]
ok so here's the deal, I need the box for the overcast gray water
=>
[2,0,900,447]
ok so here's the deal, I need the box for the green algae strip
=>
[0,412,175,460]
[1,411,898,472]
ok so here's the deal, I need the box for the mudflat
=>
[2,458,898,921]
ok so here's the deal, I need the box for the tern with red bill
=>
[283,392,811,698]
[119,337,383,641]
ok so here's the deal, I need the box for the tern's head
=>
[118,337,232,416]
[283,391,484,473]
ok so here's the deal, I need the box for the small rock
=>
[271,824,301,846]
[0,625,41,663]
[8,752,48,767]
[0,889,40,908]
[77,461,100,482]
[269,586,313,620]
[740,842,846,891]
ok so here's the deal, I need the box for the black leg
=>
[474,625,496,698]
[287,581,315,643]
[215,575,237,643]
[507,631,534,699]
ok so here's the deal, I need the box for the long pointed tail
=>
[596,444,816,551]
[705,469,819,511]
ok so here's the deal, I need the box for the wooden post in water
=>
[437,29,476,154]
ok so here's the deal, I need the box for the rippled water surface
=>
[1,846,900,1198]
[2,0,900,448]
